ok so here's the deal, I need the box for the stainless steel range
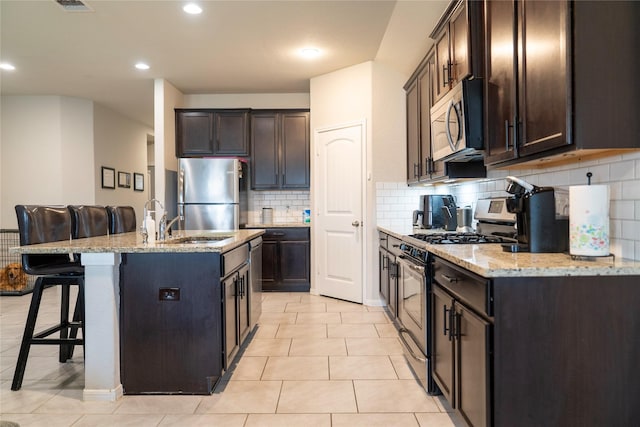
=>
[395,197,516,395]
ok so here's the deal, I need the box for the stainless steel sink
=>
[163,235,233,244]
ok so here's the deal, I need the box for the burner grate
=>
[409,232,513,244]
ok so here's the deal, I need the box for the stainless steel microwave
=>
[430,78,484,162]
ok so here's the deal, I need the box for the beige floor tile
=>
[0,380,79,414]
[415,412,459,427]
[258,312,298,325]
[262,356,329,380]
[354,380,440,413]
[33,388,123,414]
[276,324,327,338]
[228,356,267,380]
[0,413,82,427]
[72,414,164,427]
[277,380,357,413]
[325,301,368,313]
[261,301,288,312]
[366,305,387,312]
[332,413,420,427]
[198,380,282,414]
[159,413,248,426]
[243,338,292,356]
[389,355,417,380]
[285,302,327,312]
[375,323,400,338]
[299,294,333,304]
[329,355,397,380]
[262,293,303,303]
[289,338,347,356]
[346,337,403,356]
[246,413,331,427]
[114,395,202,414]
[295,312,342,324]
[253,324,279,339]
[327,324,379,338]
[341,311,390,324]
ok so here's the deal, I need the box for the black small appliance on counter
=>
[412,195,457,231]
[504,176,569,253]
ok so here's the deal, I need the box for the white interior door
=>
[314,121,364,303]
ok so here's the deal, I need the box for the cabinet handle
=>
[413,163,419,178]
[454,311,462,341]
[382,255,389,271]
[504,120,511,151]
[444,305,451,338]
[441,274,459,283]
[442,63,450,87]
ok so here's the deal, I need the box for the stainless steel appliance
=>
[178,158,248,230]
[430,78,483,162]
[414,195,457,230]
[503,176,569,253]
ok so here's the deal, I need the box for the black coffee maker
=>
[503,176,569,253]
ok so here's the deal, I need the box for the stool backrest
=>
[68,205,109,239]
[14,205,81,275]
[106,206,136,234]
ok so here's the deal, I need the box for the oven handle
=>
[398,328,427,363]
[398,255,426,274]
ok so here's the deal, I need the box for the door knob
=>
[352,220,360,227]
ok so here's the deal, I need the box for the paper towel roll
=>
[569,185,610,256]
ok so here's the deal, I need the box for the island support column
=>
[81,253,123,401]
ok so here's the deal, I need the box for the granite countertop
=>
[9,229,265,255]
[378,226,640,278]
[243,223,310,228]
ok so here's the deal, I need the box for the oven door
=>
[431,83,464,161]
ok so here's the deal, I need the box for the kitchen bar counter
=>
[378,226,640,277]
[9,229,264,402]
[243,222,310,228]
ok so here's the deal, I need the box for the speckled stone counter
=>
[243,223,310,228]
[9,229,264,255]
[378,226,640,278]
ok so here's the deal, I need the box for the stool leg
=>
[67,283,84,360]
[11,278,45,391]
[59,283,72,362]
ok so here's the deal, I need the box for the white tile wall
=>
[248,190,310,224]
[376,151,640,260]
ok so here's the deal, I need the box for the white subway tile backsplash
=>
[610,161,635,181]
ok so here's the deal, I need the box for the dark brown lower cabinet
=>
[433,256,640,427]
[262,227,310,292]
[119,253,222,394]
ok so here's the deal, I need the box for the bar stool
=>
[12,205,85,391]
[106,206,136,234]
[68,205,110,240]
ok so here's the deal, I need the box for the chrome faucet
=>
[159,214,183,240]
[143,198,164,241]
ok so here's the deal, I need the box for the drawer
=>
[433,257,492,317]
[221,244,249,278]
[379,231,389,249]
[263,227,309,241]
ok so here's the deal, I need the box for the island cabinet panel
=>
[491,275,640,427]
[119,253,222,395]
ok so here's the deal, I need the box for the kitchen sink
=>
[163,235,234,245]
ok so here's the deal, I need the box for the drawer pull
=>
[441,274,459,283]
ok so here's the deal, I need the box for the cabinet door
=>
[433,27,452,103]
[432,285,455,404]
[281,112,310,189]
[214,111,249,156]
[484,0,518,165]
[237,264,250,343]
[418,60,433,181]
[406,78,420,183]
[450,3,470,83]
[223,274,238,369]
[280,240,310,285]
[261,239,278,288]
[456,304,492,427]
[251,113,279,189]
[176,111,214,157]
[517,0,570,157]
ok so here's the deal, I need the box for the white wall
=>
[0,95,153,229]
[184,93,309,109]
[93,103,152,221]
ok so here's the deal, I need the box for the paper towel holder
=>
[586,172,592,185]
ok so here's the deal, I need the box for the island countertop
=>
[9,229,265,254]
[378,226,640,278]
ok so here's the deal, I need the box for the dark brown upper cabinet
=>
[431,0,483,104]
[251,110,310,190]
[175,109,250,158]
[484,0,640,168]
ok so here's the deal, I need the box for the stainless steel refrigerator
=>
[178,158,248,230]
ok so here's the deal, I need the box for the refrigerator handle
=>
[178,168,185,204]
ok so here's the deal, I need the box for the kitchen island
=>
[378,226,640,427]
[10,229,264,401]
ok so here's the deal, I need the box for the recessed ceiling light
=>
[183,3,202,14]
[0,62,16,71]
[300,47,321,59]
[135,62,150,70]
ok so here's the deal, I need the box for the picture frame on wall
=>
[118,171,131,188]
[101,166,115,189]
[134,172,144,192]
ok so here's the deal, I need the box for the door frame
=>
[311,119,368,303]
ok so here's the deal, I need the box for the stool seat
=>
[11,205,85,391]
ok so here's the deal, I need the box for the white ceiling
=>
[0,0,448,127]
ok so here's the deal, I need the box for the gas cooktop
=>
[408,232,514,245]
